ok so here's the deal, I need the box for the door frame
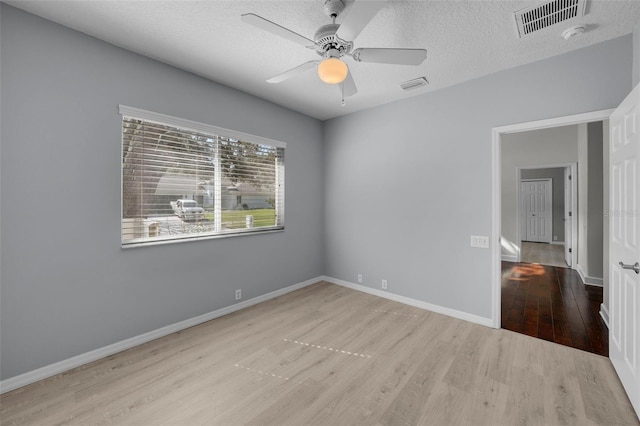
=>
[490,108,613,329]
[564,166,573,268]
[516,165,577,265]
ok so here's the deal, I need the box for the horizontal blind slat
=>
[122,115,285,246]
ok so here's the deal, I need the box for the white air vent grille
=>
[400,77,429,91]
[514,0,586,38]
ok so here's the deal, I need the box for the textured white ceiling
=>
[6,0,640,120]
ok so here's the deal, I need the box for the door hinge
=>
[569,211,572,217]
[568,175,572,180]
[569,248,572,253]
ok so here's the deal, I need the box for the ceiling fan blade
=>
[352,48,427,65]
[241,13,316,47]
[267,61,319,83]
[342,71,358,97]
[335,1,387,42]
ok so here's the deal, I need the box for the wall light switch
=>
[470,235,490,248]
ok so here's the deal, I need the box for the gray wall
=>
[587,121,604,279]
[501,125,578,260]
[520,168,565,242]
[634,19,640,87]
[0,5,325,380]
[576,122,605,281]
[324,35,632,320]
[578,123,589,274]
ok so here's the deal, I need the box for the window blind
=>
[120,107,285,247]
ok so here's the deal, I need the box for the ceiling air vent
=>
[400,77,429,91]
[514,0,587,38]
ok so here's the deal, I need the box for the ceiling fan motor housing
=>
[314,23,352,57]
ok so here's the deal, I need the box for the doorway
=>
[497,119,608,355]
[490,109,612,333]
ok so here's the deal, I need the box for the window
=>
[120,106,285,247]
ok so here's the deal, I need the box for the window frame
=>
[119,105,286,248]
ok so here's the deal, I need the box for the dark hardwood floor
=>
[501,261,608,356]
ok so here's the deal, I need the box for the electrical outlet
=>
[382,279,387,290]
[357,274,363,283]
[470,235,490,248]
[554,235,558,241]
[235,289,242,300]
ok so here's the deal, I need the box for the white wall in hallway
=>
[578,123,589,274]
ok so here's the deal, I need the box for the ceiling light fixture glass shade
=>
[317,58,348,84]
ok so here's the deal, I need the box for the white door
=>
[564,167,572,267]
[520,179,552,243]
[609,83,640,417]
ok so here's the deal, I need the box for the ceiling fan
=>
[241,0,427,102]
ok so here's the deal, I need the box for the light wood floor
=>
[1,282,637,425]
[521,241,568,268]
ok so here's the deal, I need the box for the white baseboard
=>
[0,276,322,394]
[501,254,518,262]
[322,276,494,328]
[551,241,565,246]
[585,278,603,287]
[576,264,604,287]
[600,303,610,328]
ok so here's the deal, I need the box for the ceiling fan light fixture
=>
[317,58,348,84]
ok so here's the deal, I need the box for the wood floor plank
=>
[542,343,591,425]
[442,326,489,391]
[1,281,637,426]
[501,366,546,425]
[377,339,456,425]
[511,329,544,377]
[245,378,328,426]
[474,328,516,386]
[295,354,402,425]
[416,383,468,426]
[574,352,639,425]
[457,378,510,426]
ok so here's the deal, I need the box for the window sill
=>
[121,227,285,249]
